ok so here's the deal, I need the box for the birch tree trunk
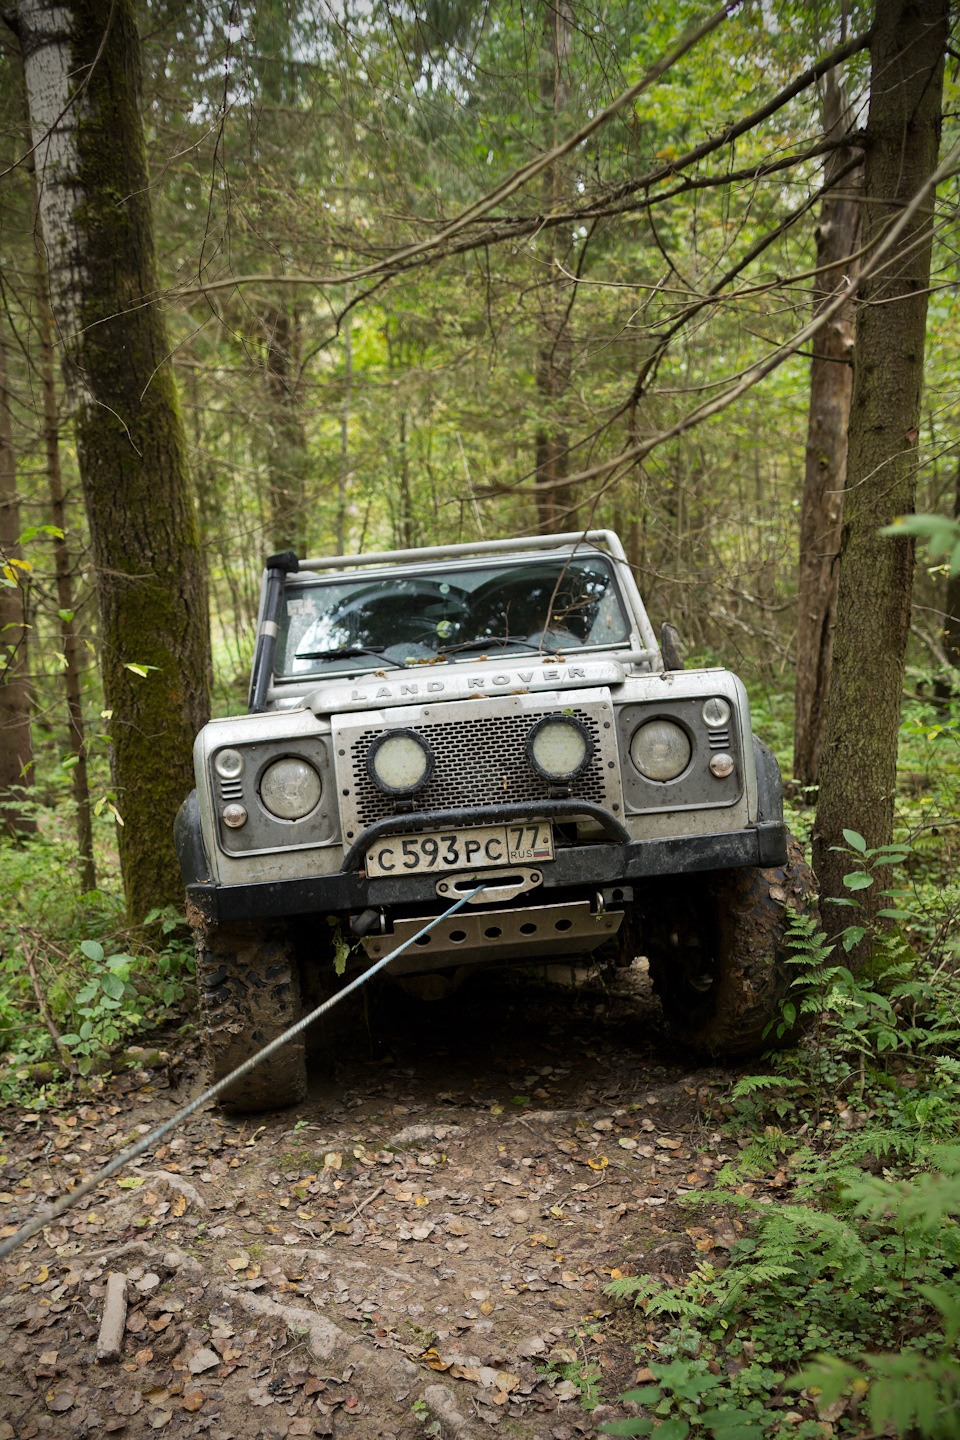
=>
[793,69,861,791]
[33,225,97,889]
[16,0,210,920]
[0,328,37,838]
[814,0,948,942]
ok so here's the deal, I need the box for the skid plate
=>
[360,900,623,972]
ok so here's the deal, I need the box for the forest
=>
[1,0,960,1435]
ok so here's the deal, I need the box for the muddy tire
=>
[196,919,307,1112]
[646,836,817,1058]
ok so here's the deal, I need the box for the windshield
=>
[274,555,631,680]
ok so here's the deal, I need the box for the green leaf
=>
[843,871,874,890]
[842,926,866,952]
[100,973,124,1000]
[651,1422,689,1440]
[57,609,74,623]
[80,939,104,963]
[61,754,79,770]
[79,1019,94,1040]
[123,662,159,678]
[598,1422,653,1437]
[58,1034,81,1047]
[842,829,867,852]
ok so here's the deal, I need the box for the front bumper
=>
[183,815,788,926]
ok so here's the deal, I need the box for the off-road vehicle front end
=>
[176,530,814,1110]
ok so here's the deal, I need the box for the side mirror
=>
[660,622,685,671]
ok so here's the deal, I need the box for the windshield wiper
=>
[440,636,545,655]
[295,645,387,661]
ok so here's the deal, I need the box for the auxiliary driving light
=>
[259,756,323,819]
[366,730,434,795]
[526,715,592,782]
[214,747,244,779]
[630,719,692,781]
[701,697,731,729]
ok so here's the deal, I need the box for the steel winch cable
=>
[0,885,487,1262]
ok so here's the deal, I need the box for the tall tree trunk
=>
[29,161,96,888]
[934,458,960,695]
[338,294,352,556]
[534,0,573,535]
[814,0,948,942]
[264,303,308,554]
[17,0,211,921]
[793,69,862,790]
[0,329,37,838]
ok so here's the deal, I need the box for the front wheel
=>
[194,918,307,1112]
[645,836,817,1058]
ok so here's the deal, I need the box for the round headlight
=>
[260,757,322,819]
[214,747,244,779]
[366,730,434,795]
[630,719,691,781]
[702,697,731,729]
[526,715,592,781]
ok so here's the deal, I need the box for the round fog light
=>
[709,753,735,778]
[701,697,731,729]
[214,748,244,779]
[367,730,434,795]
[222,803,247,828]
[526,715,592,781]
[260,757,322,819]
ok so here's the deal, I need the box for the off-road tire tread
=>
[649,836,817,1058]
[196,919,307,1112]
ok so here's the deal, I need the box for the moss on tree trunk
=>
[814,0,948,941]
[19,0,211,918]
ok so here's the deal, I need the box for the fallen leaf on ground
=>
[421,1348,451,1371]
[188,1348,220,1375]
[46,1383,76,1412]
[113,1391,144,1415]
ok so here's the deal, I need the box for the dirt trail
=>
[0,964,738,1440]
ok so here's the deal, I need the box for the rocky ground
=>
[0,962,752,1440]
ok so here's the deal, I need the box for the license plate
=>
[364,822,554,878]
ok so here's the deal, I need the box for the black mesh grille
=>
[348,707,610,826]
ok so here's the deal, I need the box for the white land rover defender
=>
[176,531,814,1111]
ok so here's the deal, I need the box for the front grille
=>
[343,706,615,829]
[708,728,730,750]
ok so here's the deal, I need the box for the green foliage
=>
[326,916,353,977]
[56,939,142,1073]
[599,1357,805,1439]
[881,513,960,578]
[604,806,960,1438]
[0,826,194,1098]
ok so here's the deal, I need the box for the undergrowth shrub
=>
[603,816,960,1440]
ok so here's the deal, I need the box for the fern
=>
[730,1075,794,1101]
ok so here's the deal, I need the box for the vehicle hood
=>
[296,656,627,717]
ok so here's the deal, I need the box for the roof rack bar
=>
[297,530,617,572]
